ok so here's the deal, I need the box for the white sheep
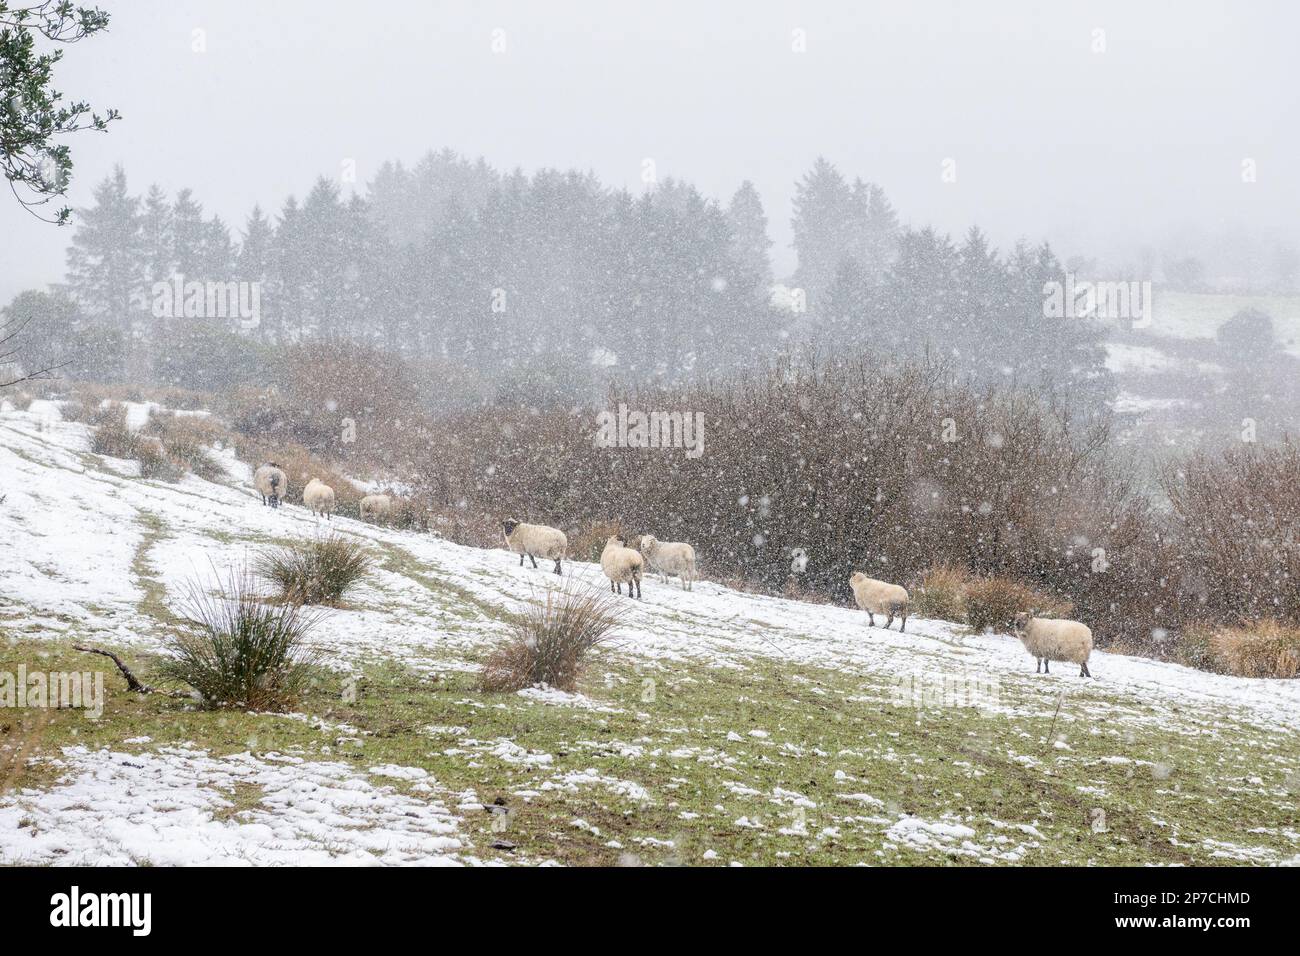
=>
[638,534,698,590]
[1012,612,1093,677]
[360,493,393,524]
[502,518,567,575]
[303,477,335,520]
[253,462,287,509]
[601,534,644,598]
[849,572,910,632]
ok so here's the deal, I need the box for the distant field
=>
[1150,292,1300,353]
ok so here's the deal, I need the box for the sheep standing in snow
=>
[601,534,644,598]
[360,494,393,524]
[1012,612,1093,677]
[638,534,698,590]
[253,463,287,509]
[502,519,567,575]
[849,572,910,632]
[303,477,335,520]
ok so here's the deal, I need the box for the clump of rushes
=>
[481,578,623,692]
[255,533,371,606]
[161,565,320,710]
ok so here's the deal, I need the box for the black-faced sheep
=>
[253,463,287,509]
[502,519,567,575]
[849,572,909,631]
[1013,612,1093,677]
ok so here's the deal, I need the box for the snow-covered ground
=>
[2,401,1298,865]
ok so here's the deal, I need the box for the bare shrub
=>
[963,575,1072,633]
[89,403,140,458]
[255,534,371,606]
[480,578,622,692]
[1207,620,1300,678]
[912,565,970,622]
[1164,442,1300,626]
[147,414,224,481]
[58,399,89,423]
[161,565,320,710]
[567,520,623,563]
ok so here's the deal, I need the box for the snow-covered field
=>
[2,400,1298,866]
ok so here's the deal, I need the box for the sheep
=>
[502,519,567,575]
[1012,612,1093,677]
[303,477,335,520]
[638,534,698,590]
[253,462,287,509]
[601,534,644,598]
[360,493,393,524]
[849,572,910,632]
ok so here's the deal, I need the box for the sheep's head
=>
[502,519,519,536]
[849,571,865,586]
[639,534,658,553]
[1013,611,1032,633]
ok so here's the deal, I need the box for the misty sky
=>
[2,0,1297,304]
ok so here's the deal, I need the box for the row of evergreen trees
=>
[26,149,1112,410]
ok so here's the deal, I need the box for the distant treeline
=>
[8,150,1112,412]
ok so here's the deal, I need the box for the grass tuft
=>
[160,565,320,710]
[481,578,622,692]
[255,534,372,606]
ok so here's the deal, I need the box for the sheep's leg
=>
[900,615,907,633]
[528,554,538,569]
[634,577,641,599]
[867,612,874,627]
[554,558,562,575]
[1036,659,1042,673]
[519,553,525,567]
[885,613,895,630]
[1080,661,1091,678]
[1043,659,1050,674]
[616,582,623,595]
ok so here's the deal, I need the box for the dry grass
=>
[912,565,970,622]
[480,578,622,692]
[146,413,225,481]
[1205,620,1300,678]
[89,403,141,458]
[567,520,623,563]
[963,575,1072,633]
[255,534,372,606]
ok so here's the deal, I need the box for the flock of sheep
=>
[253,463,1094,678]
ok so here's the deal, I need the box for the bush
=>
[161,565,320,710]
[90,404,141,458]
[58,399,89,423]
[567,520,623,563]
[256,534,371,606]
[1208,620,1300,678]
[963,575,1072,633]
[148,414,224,481]
[1164,442,1300,626]
[481,578,622,692]
[7,391,34,411]
[912,565,970,622]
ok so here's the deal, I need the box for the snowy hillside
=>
[2,400,1298,866]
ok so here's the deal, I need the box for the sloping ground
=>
[1,401,1298,866]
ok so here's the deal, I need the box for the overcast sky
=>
[3,0,1297,304]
